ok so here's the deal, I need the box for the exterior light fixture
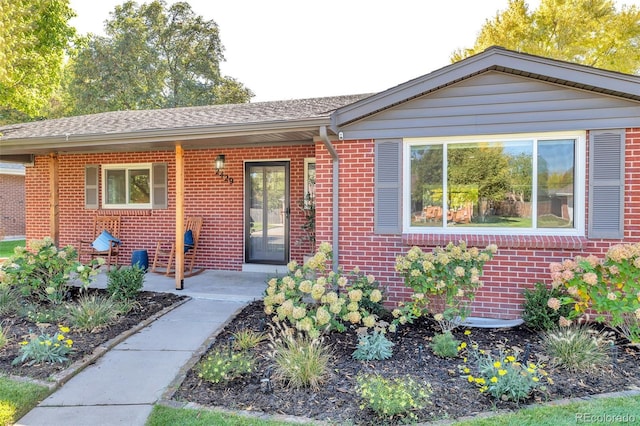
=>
[215,154,226,170]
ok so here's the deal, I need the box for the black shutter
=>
[589,129,625,239]
[374,139,402,234]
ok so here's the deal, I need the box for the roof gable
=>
[331,47,640,130]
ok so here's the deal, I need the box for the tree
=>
[68,0,253,115]
[451,0,640,75]
[0,0,76,121]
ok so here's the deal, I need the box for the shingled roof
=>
[0,94,370,141]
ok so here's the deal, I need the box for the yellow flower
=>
[498,369,507,376]
[527,367,535,374]
[57,334,65,341]
[474,377,485,385]
[467,375,474,383]
[459,342,467,349]
[66,339,73,346]
[463,367,470,374]
[493,361,501,368]
[59,325,70,333]
[506,355,516,363]
[464,330,471,336]
[490,376,498,383]
[532,377,539,382]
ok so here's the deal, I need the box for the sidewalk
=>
[16,270,270,426]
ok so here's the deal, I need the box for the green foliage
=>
[148,404,296,426]
[12,325,74,366]
[541,325,611,372]
[452,0,640,75]
[0,240,25,258]
[66,294,123,332]
[232,329,266,351]
[352,330,394,361]
[0,284,19,316]
[549,243,640,343]
[196,349,255,385]
[106,265,145,301]
[268,323,332,390]
[18,302,68,324]
[0,237,100,305]
[68,0,253,116]
[464,348,548,403]
[0,324,8,350]
[392,241,498,333]
[0,0,77,119]
[263,242,386,337]
[356,373,432,421]
[0,376,50,426]
[430,331,460,358]
[522,282,572,331]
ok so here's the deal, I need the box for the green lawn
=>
[145,394,640,426]
[0,376,50,426]
[0,240,25,258]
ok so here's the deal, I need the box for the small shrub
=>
[541,325,611,372]
[106,265,145,301]
[352,330,394,361]
[196,350,255,384]
[430,332,460,358]
[0,284,19,316]
[464,349,548,403]
[19,302,68,323]
[232,329,266,351]
[522,282,572,331]
[66,294,122,332]
[268,323,332,390]
[12,325,74,366]
[356,373,432,421]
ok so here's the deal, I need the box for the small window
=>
[103,164,152,209]
[404,132,585,235]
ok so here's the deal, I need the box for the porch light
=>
[215,154,225,170]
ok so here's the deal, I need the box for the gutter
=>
[319,125,339,272]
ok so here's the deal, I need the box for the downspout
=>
[319,125,339,272]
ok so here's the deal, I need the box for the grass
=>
[0,240,25,258]
[146,405,300,426]
[0,376,50,426]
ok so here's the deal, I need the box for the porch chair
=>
[78,215,122,267]
[151,217,203,277]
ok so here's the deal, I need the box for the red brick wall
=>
[315,128,640,319]
[0,173,26,237]
[26,145,314,269]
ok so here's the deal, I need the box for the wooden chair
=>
[78,216,122,267]
[151,217,203,276]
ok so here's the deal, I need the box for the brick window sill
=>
[402,233,588,250]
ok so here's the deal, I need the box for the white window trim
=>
[403,131,586,236]
[102,163,153,209]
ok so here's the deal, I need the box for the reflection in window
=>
[104,165,151,207]
[409,137,575,230]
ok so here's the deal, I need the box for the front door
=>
[245,161,290,264]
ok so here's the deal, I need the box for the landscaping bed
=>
[0,287,187,381]
[172,300,640,425]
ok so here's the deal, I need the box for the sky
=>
[68,0,640,103]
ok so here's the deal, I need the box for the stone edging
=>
[6,296,191,391]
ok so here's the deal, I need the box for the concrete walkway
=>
[17,270,271,426]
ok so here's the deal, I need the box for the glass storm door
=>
[245,162,290,264]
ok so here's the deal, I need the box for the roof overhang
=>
[331,47,640,130]
[0,117,332,159]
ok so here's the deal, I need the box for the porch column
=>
[175,144,185,290]
[49,153,59,246]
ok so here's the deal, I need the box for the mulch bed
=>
[172,301,640,425]
[0,287,187,381]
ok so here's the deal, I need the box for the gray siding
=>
[339,72,640,140]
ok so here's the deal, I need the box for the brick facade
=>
[0,173,26,238]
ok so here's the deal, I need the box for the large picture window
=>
[103,164,152,208]
[405,132,585,235]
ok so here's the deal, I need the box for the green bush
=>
[356,373,431,421]
[541,325,611,372]
[268,323,332,390]
[430,331,460,358]
[352,330,394,361]
[522,282,572,331]
[197,350,255,384]
[66,294,122,332]
[12,325,74,366]
[106,265,145,301]
[18,302,67,323]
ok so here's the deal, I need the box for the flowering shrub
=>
[13,325,74,366]
[356,373,432,421]
[548,243,640,344]
[0,238,102,305]
[461,344,549,403]
[196,350,255,384]
[263,242,386,338]
[392,241,498,333]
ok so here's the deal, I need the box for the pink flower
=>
[559,316,572,327]
[562,269,575,281]
[549,262,563,273]
[547,297,561,311]
[582,272,598,286]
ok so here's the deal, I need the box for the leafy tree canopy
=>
[0,0,76,121]
[68,0,253,115]
[451,0,640,74]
